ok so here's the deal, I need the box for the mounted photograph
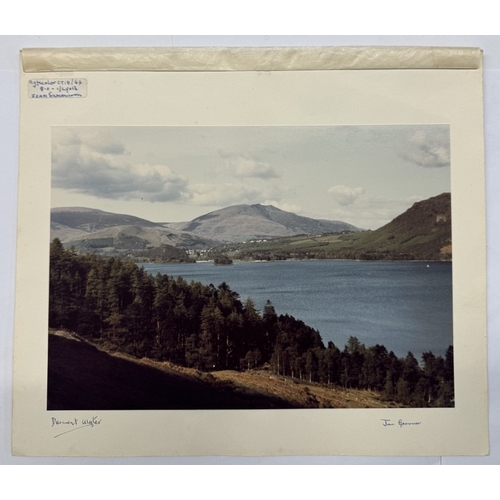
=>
[48,125,454,411]
[14,46,488,457]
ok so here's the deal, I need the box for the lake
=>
[141,260,453,359]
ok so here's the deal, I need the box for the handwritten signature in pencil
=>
[51,416,102,438]
[381,418,421,428]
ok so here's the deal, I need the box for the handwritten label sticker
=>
[28,78,87,99]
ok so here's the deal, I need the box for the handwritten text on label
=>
[28,79,87,99]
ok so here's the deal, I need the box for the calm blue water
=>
[141,260,453,359]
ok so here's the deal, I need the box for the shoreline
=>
[136,257,452,265]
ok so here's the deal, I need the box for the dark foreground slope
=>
[47,332,300,410]
[47,332,392,410]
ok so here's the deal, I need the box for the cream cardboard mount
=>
[13,47,488,457]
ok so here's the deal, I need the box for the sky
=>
[51,125,450,230]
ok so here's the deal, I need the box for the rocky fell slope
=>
[176,203,360,242]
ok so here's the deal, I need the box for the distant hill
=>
[57,224,218,254]
[51,207,159,247]
[176,203,360,243]
[51,208,220,255]
[219,193,452,261]
[51,207,157,231]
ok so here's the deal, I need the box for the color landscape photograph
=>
[48,125,454,410]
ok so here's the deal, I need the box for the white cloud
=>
[218,151,280,179]
[263,201,303,214]
[400,129,450,168]
[85,132,127,155]
[52,130,188,203]
[327,185,365,206]
[188,183,286,207]
[330,194,424,230]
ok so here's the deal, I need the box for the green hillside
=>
[134,244,194,263]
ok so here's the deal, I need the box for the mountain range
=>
[51,194,451,261]
[50,204,360,255]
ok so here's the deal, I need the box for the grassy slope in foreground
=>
[47,331,398,410]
